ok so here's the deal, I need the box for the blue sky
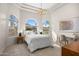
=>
[43,20,49,26]
[26,19,37,26]
[9,15,17,22]
[26,19,49,26]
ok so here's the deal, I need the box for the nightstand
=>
[16,36,24,44]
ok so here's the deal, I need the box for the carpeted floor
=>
[2,43,61,56]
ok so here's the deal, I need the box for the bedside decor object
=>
[16,32,24,44]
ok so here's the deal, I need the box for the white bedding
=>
[25,34,51,52]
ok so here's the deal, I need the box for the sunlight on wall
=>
[52,31,61,47]
[52,31,57,42]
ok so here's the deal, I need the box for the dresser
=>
[62,41,79,56]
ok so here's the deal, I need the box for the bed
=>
[25,34,52,52]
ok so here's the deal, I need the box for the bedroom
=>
[0,3,79,56]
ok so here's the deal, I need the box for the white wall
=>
[0,4,20,53]
[7,4,20,33]
[19,10,39,32]
[49,3,79,44]
[0,4,8,53]
[19,9,48,33]
[50,4,79,34]
[6,4,20,47]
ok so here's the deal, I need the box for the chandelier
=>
[37,3,47,16]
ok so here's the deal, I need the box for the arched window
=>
[25,19,37,34]
[43,20,49,34]
[8,15,18,36]
[25,19,37,26]
[43,20,49,27]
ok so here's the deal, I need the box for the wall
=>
[49,3,79,44]
[0,4,8,53]
[19,9,48,33]
[0,4,20,53]
[19,10,39,32]
[49,4,79,33]
[7,3,20,33]
[6,4,20,47]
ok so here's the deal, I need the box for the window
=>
[8,15,18,36]
[25,19,37,34]
[25,19,37,26]
[43,20,49,34]
[43,20,49,27]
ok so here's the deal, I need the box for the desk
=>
[62,41,79,56]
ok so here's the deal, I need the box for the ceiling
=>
[26,3,56,9]
[17,3,58,14]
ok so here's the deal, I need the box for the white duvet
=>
[25,34,51,52]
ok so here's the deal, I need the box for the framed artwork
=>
[59,21,73,30]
